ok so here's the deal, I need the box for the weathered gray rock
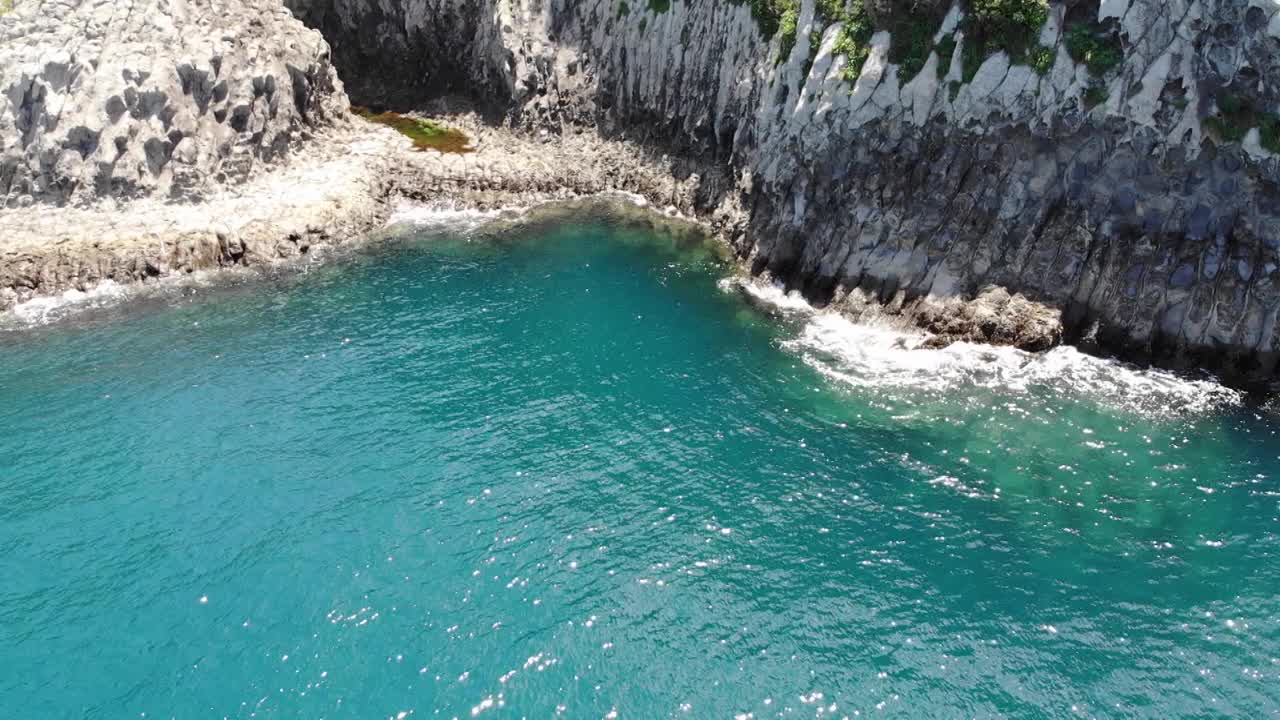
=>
[0,0,347,207]
[6,0,1280,388]
[283,0,1280,386]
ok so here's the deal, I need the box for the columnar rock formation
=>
[286,0,1280,381]
[5,0,1280,387]
[0,0,345,206]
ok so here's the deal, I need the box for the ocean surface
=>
[2,205,1278,719]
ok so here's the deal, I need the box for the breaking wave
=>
[0,269,257,330]
[385,201,523,233]
[725,277,1243,418]
[5,281,136,327]
[384,193,659,234]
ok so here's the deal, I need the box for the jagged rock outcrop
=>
[285,0,1280,384]
[0,0,346,207]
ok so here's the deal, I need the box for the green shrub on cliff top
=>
[1029,45,1054,75]
[730,0,787,38]
[775,0,800,64]
[887,12,940,81]
[814,0,844,22]
[830,1,874,82]
[959,0,1050,82]
[648,0,671,13]
[743,0,1058,87]
[1064,21,1123,76]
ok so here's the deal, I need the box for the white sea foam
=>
[2,270,234,329]
[605,190,650,208]
[385,201,521,232]
[385,192,666,233]
[725,277,1243,418]
[7,280,134,326]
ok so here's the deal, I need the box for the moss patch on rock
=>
[1203,92,1280,153]
[354,108,473,154]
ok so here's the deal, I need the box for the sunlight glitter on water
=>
[1,214,1277,719]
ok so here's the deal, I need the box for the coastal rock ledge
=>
[4,0,1280,389]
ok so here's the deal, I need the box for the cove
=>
[1,211,1278,718]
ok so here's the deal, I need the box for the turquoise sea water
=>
[2,207,1278,719]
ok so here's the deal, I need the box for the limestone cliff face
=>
[290,0,1280,382]
[0,0,346,206]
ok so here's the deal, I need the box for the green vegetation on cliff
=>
[1063,18,1123,76]
[775,1,800,63]
[1204,92,1280,154]
[935,34,956,79]
[1029,45,1054,75]
[828,1,943,83]
[959,0,1049,81]
[831,2,874,81]
[733,0,787,38]
[814,0,1051,87]
[1083,81,1108,109]
[736,0,1124,91]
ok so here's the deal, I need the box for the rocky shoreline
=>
[2,110,1078,374]
[0,112,736,305]
[6,0,1280,392]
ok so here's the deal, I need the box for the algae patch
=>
[354,108,473,154]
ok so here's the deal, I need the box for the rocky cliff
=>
[284,0,1280,384]
[5,0,1280,387]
